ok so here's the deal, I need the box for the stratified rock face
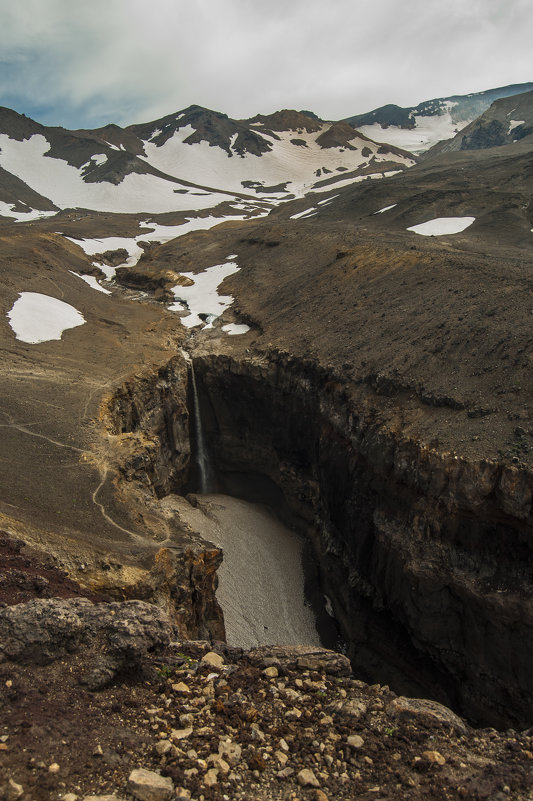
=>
[191,352,533,728]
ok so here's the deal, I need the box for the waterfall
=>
[190,361,213,493]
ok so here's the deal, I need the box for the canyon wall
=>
[191,351,533,729]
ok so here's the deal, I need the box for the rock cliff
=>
[184,350,533,729]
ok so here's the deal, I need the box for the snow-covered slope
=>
[345,83,533,155]
[135,113,413,200]
[0,105,414,219]
[423,90,533,157]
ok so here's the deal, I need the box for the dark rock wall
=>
[192,352,533,728]
[105,356,191,497]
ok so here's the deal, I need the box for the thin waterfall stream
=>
[190,361,214,493]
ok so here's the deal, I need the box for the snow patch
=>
[69,271,112,295]
[0,201,57,222]
[169,261,240,328]
[508,120,525,134]
[374,203,397,214]
[7,292,86,343]
[221,323,250,335]
[407,217,475,236]
[290,206,316,219]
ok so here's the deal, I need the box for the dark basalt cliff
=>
[185,351,533,729]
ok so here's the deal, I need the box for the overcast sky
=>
[0,0,531,128]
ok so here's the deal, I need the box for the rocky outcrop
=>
[189,351,533,728]
[104,357,191,497]
[0,598,174,689]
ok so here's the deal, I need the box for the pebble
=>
[203,768,218,787]
[423,750,446,765]
[6,779,24,801]
[263,666,279,678]
[49,763,60,774]
[155,740,173,757]
[201,652,224,669]
[128,769,174,801]
[218,739,242,766]
[172,682,190,694]
[170,727,193,741]
[297,769,320,787]
[277,767,295,779]
[347,735,364,749]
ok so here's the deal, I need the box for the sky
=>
[0,0,532,129]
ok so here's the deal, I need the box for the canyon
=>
[0,88,532,772]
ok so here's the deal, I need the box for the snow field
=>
[0,134,234,214]
[407,217,475,236]
[358,110,470,155]
[7,292,86,343]
[140,124,412,200]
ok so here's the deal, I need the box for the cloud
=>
[0,0,531,127]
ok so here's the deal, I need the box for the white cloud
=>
[0,0,531,128]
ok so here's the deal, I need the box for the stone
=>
[170,727,193,741]
[155,740,173,757]
[207,755,230,774]
[263,666,278,678]
[203,768,218,787]
[218,739,242,766]
[49,763,60,774]
[175,790,191,801]
[314,792,329,801]
[388,697,468,734]
[277,767,295,779]
[201,651,224,669]
[423,750,446,765]
[297,768,320,787]
[171,682,190,694]
[127,768,174,801]
[285,708,302,719]
[276,751,288,765]
[6,779,24,801]
[347,735,364,749]
[330,699,368,720]
[63,795,78,801]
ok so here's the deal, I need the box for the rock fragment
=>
[297,768,320,787]
[201,651,224,669]
[127,768,174,801]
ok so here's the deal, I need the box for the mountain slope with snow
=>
[0,105,414,219]
[345,82,533,155]
[422,89,533,157]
